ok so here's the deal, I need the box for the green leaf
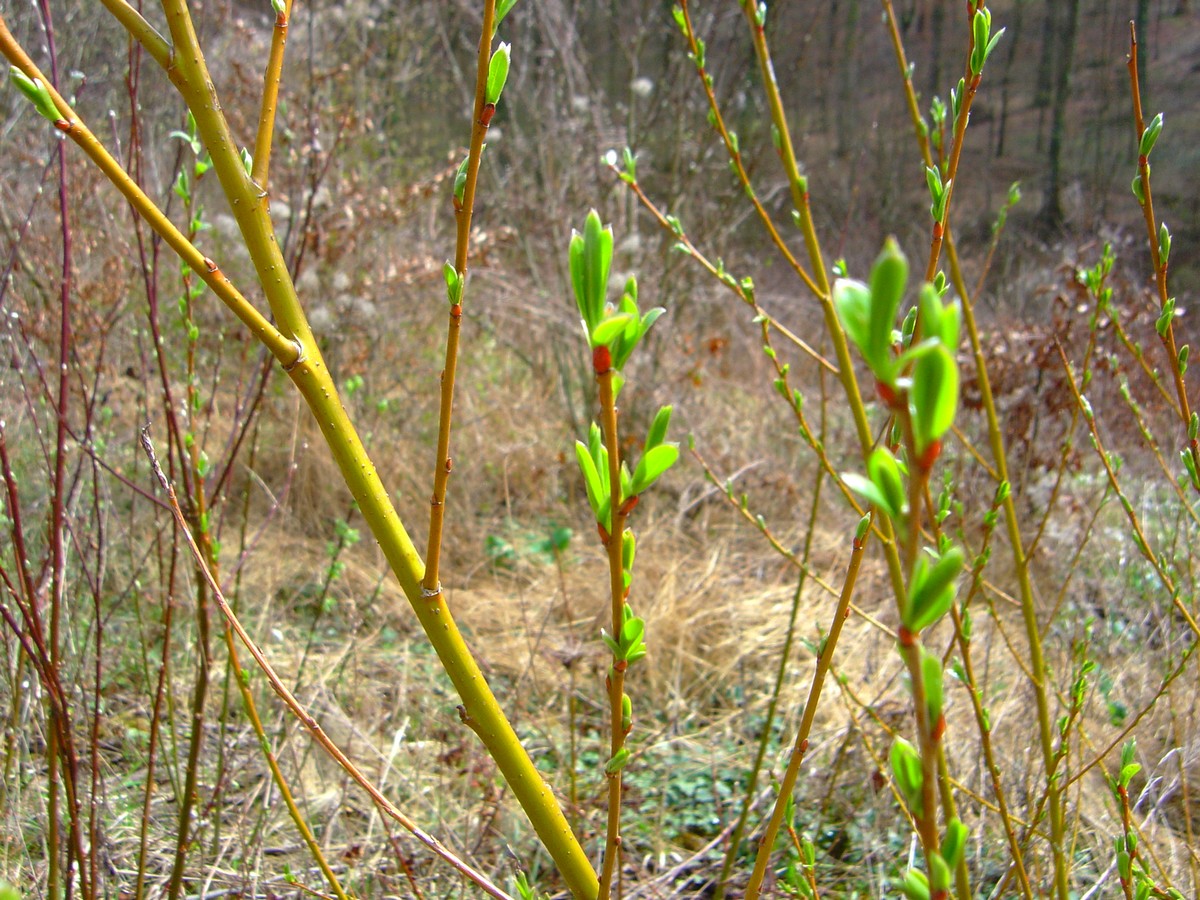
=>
[443,262,462,304]
[922,648,944,723]
[575,441,604,520]
[493,0,519,35]
[918,283,960,350]
[867,238,908,372]
[942,819,968,870]
[453,155,470,205]
[929,851,952,893]
[631,444,679,495]
[620,614,644,647]
[842,473,892,518]
[867,447,907,521]
[911,344,959,453]
[833,278,872,362]
[899,869,930,900]
[890,738,924,817]
[605,747,631,774]
[583,210,613,329]
[1139,112,1164,157]
[592,313,634,347]
[645,405,673,450]
[622,528,635,574]
[485,42,511,105]
[600,629,621,658]
[9,67,61,123]
[905,547,964,632]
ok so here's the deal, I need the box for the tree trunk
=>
[1136,0,1151,99]
[1037,0,1082,233]
[926,0,946,102]
[994,0,1026,157]
[834,0,861,158]
[1033,0,1056,151]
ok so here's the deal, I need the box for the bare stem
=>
[1127,24,1199,488]
[597,365,629,900]
[140,429,516,900]
[744,523,868,898]
[424,0,497,595]
[252,0,293,192]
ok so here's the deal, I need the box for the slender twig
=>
[744,519,868,898]
[140,428,516,900]
[0,25,298,366]
[878,4,1069,892]
[1127,23,1198,484]
[1056,344,1200,640]
[252,0,292,192]
[96,0,170,68]
[424,0,497,596]
[3,13,598,892]
[717,413,827,895]
[597,362,629,900]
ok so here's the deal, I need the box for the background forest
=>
[1,0,1199,898]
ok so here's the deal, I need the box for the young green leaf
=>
[9,67,61,123]
[1139,112,1164,158]
[584,211,612,327]
[918,283,961,351]
[890,737,924,817]
[904,547,964,632]
[592,313,635,347]
[922,647,944,723]
[453,154,470,206]
[622,528,636,574]
[899,869,931,900]
[575,441,605,521]
[833,278,873,366]
[630,443,679,495]
[646,405,673,450]
[485,42,511,106]
[443,262,462,305]
[867,238,908,372]
[604,747,631,774]
[867,447,907,521]
[911,344,959,453]
[493,0,519,35]
[942,819,968,870]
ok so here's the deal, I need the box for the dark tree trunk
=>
[1032,0,1056,152]
[926,0,946,100]
[994,0,1027,158]
[1037,0,1082,232]
[834,0,861,158]
[1136,0,1151,98]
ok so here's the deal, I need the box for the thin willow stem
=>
[96,0,170,69]
[0,31,297,364]
[1,11,598,893]
[879,4,1069,891]
[224,631,350,900]
[597,363,629,900]
[1056,346,1200,640]
[424,0,497,596]
[1127,24,1200,487]
[744,521,868,898]
[141,430,516,900]
[252,0,293,192]
[717,441,828,897]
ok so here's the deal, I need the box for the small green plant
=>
[568,209,677,899]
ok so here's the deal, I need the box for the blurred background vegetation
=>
[2,0,1199,896]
